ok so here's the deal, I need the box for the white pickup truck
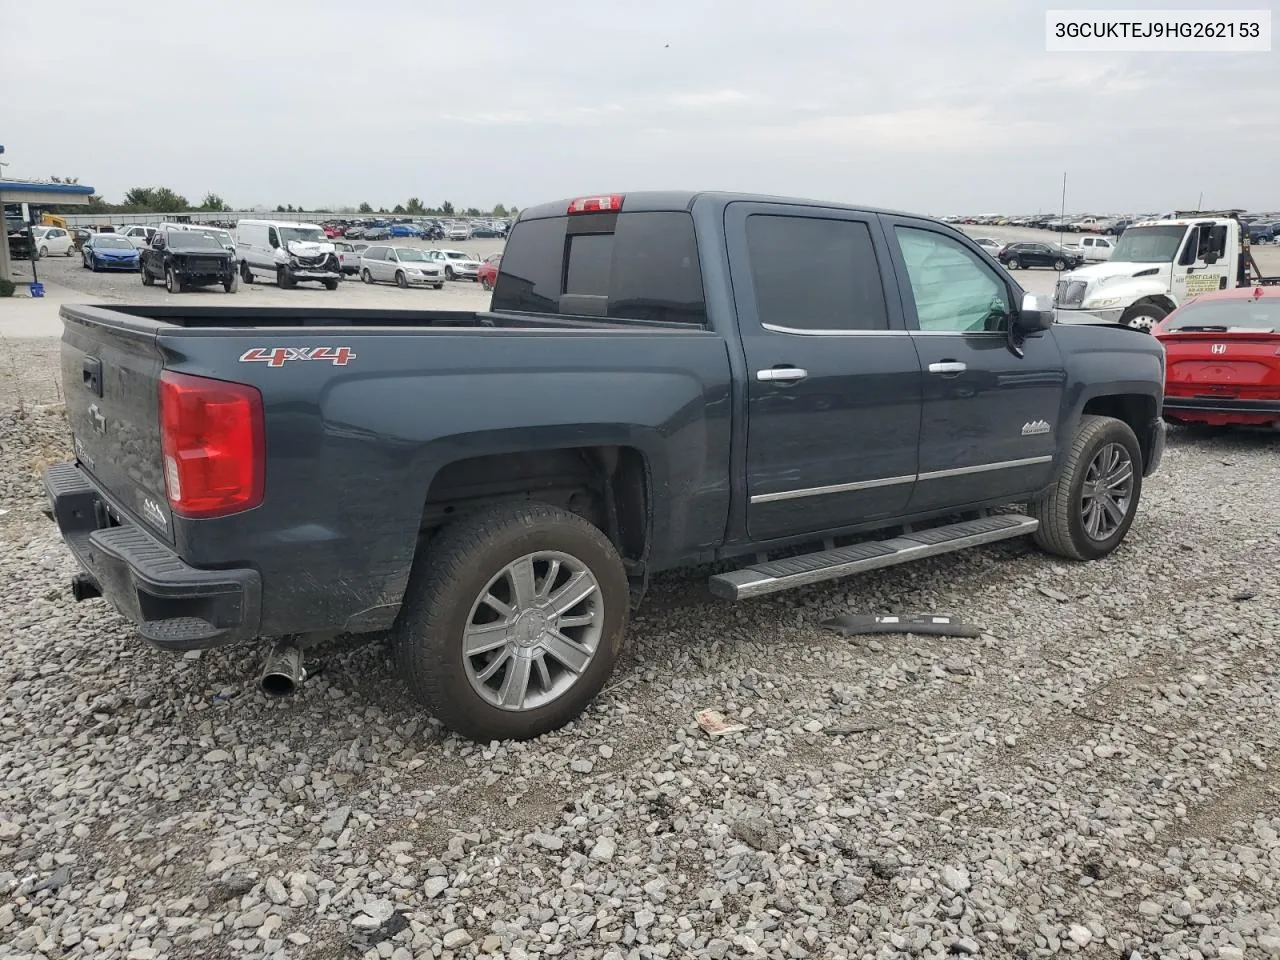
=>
[1065,235,1115,262]
[1053,213,1278,330]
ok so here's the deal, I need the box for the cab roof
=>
[518,191,920,221]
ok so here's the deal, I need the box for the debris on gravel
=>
[2,337,1279,959]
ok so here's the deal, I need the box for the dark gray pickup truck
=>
[45,191,1167,741]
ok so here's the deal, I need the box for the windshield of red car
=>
[1165,299,1279,332]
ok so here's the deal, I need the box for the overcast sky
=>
[3,0,1276,214]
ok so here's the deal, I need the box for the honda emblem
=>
[1210,344,1227,354]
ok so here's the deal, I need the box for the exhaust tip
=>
[259,639,306,697]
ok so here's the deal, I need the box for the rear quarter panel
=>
[159,327,733,635]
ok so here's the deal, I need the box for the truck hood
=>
[286,239,335,257]
[1061,261,1170,285]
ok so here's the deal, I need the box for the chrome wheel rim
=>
[1080,442,1134,541]
[1125,313,1156,331]
[463,551,603,712]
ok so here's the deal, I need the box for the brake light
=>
[567,194,624,214]
[158,371,264,518]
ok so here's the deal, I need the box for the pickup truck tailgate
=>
[61,314,173,541]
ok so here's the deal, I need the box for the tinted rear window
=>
[493,211,706,325]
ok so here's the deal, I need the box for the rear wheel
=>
[1119,302,1167,332]
[65,246,74,257]
[166,267,182,294]
[392,502,628,742]
[1029,415,1142,562]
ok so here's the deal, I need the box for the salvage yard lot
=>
[2,285,1279,958]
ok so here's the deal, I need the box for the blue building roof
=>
[0,179,95,196]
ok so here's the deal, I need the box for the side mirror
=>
[1014,292,1054,333]
[1204,252,1219,265]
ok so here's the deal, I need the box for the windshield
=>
[279,226,326,244]
[169,231,222,250]
[1165,298,1279,332]
[96,236,134,249]
[394,248,427,261]
[444,251,470,260]
[1109,225,1185,263]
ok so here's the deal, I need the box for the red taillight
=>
[567,194,624,214]
[158,370,264,518]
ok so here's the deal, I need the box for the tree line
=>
[61,185,517,218]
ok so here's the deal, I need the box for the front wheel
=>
[323,278,339,291]
[38,246,48,259]
[142,263,154,285]
[166,267,182,294]
[445,266,455,280]
[392,502,629,742]
[1053,258,1067,271]
[1005,257,1020,270]
[481,278,493,292]
[1119,302,1167,332]
[361,268,373,284]
[434,283,444,290]
[224,274,238,294]
[1029,414,1143,562]
[277,266,295,289]
[240,261,254,284]
[395,271,408,289]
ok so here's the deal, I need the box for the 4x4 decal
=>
[239,346,356,367]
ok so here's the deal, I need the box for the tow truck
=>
[1053,210,1280,331]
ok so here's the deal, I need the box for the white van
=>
[235,219,341,289]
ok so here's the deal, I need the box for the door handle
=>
[928,361,967,376]
[756,366,809,383]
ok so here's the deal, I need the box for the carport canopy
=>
[2,179,96,282]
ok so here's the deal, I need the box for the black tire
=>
[277,266,295,290]
[361,268,373,284]
[224,275,237,294]
[1118,302,1167,333]
[240,261,254,284]
[65,246,74,257]
[166,268,182,294]
[142,263,154,285]
[434,283,444,290]
[445,266,455,280]
[1006,257,1020,270]
[395,271,408,289]
[392,502,629,742]
[38,246,48,259]
[481,278,493,292]
[1053,258,1066,271]
[1029,414,1143,562]
[324,279,339,291]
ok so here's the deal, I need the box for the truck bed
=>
[67,304,674,332]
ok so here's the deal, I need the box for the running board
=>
[708,514,1039,601]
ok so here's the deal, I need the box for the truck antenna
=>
[1060,172,1067,232]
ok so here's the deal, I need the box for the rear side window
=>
[492,212,707,325]
[745,215,888,331]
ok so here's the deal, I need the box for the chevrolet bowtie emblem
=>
[87,403,106,433]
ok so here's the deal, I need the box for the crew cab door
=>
[725,202,922,541]
[882,217,1066,512]
[1172,222,1233,300]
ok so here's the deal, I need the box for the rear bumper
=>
[1164,396,1280,417]
[43,462,261,651]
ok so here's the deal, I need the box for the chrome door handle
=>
[928,361,967,376]
[756,367,809,382]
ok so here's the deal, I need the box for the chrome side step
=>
[708,514,1039,601]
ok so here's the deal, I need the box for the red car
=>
[1154,285,1280,427]
[322,223,345,238]
[477,252,502,291]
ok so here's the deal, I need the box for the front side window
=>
[895,227,1011,333]
[744,214,888,331]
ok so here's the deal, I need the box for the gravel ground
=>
[2,337,1279,960]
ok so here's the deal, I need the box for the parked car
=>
[345,226,367,240]
[162,222,236,256]
[5,215,34,261]
[235,220,341,290]
[972,237,1003,255]
[118,225,158,249]
[33,226,74,258]
[446,222,471,241]
[997,242,1083,271]
[1246,220,1278,243]
[1107,218,1134,236]
[470,224,501,239]
[44,189,1167,743]
[426,248,481,281]
[81,233,141,271]
[358,244,445,288]
[390,223,423,238]
[362,226,390,241]
[1154,286,1280,427]
[72,227,93,252]
[333,240,367,275]
[323,224,345,238]
[1066,235,1115,262]
[141,228,236,294]
[477,252,502,291]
